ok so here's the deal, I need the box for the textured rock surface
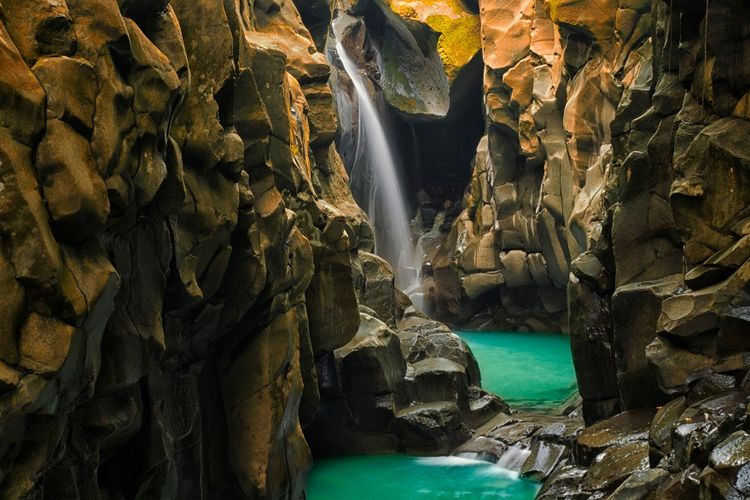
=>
[306,268,501,457]
[0,0,388,497]
[3,0,750,497]
[438,0,750,496]
[347,0,750,495]
[0,0,496,496]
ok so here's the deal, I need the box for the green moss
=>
[426,14,481,82]
[380,39,422,113]
[386,0,481,82]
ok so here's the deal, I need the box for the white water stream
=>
[333,19,420,294]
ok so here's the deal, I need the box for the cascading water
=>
[332,17,420,294]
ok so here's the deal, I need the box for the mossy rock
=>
[386,0,480,82]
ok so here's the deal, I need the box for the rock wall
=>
[337,0,750,493]
[357,0,749,409]
[0,0,369,497]
[447,0,750,496]
[2,0,750,497]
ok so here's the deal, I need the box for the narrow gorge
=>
[0,0,749,498]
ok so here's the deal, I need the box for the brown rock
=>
[1,0,76,62]
[18,313,80,377]
[32,56,96,133]
[35,119,110,241]
[576,409,655,464]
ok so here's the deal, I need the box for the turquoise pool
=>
[306,455,541,500]
[306,330,576,499]
[457,330,577,411]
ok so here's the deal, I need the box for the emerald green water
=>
[307,455,540,500]
[457,330,577,411]
[307,331,576,499]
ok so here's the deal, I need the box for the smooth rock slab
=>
[582,441,650,492]
[709,431,750,473]
[576,409,655,465]
[521,440,569,481]
[395,402,470,454]
[404,357,468,405]
[608,467,671,499]
[537,465,590,499]
[336,313,406,395]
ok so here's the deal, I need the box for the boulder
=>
[405,358,468,406]
[582,441,650,492]
[395,402,470,454]
[336,313,406,395]
[576,409,655,465]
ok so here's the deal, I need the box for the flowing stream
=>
[307,455,540,500]
[332,18,420,293]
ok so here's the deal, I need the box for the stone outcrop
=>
[0,2,493,495]
[330,1,486,262]
[455,403,584,480]
[3,0,750,497]
[307,257,504,456]
[537,391,750,498]
[440,0,750,495]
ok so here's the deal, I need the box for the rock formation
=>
[0,0,488,497]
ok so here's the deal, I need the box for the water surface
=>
[307,331,576,498]
[307,455,540,500]
[457,330,577,411]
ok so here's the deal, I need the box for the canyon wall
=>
[1,0,749,497]
[0,0,496,497]
[0,0,367,497]
[347,0,749,417]
[345,0,750,495]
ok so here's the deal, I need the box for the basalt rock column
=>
[0,0,369,497]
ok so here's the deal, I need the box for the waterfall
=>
[332,18,420,294]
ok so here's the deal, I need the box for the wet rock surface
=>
[455,406,585,481]
[430,0,750,496]
[307,278,500,456]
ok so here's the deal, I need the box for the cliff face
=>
[341,0,750,495]
[433,1,750,490]
[2,0,750,497]
[430,0,656,332]
[0,0,367,497]
[347,0,750,407]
